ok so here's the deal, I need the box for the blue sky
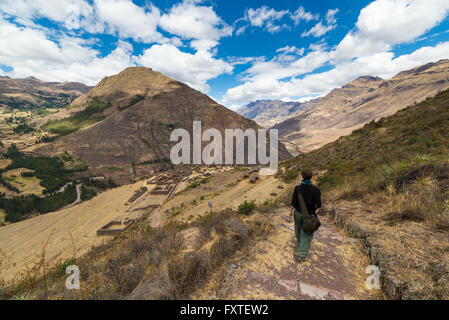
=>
[1,0,449,110]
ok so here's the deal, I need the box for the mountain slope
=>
[278,87,449,299]
[272,59,449,154]
[237,100,308,128]
[0,76,91,110]
[35,67,290,183]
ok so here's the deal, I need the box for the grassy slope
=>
[278,89,449,299]
[41,98,111,136]
[280,88,449,194]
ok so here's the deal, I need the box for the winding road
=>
[59,184,81,211]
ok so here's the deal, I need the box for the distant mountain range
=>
[237,100,308,128]
[0,76,91,110]
[239,59,449,155]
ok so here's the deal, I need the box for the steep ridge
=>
[36,67,291,183]
[272,59,449,154]
[0,76,91,110]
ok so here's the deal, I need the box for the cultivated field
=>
[0,180,147,283]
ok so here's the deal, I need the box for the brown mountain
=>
[0,76,92,110]
[36,67,291,183]
[272,59,449,155]
[237,100,308,128]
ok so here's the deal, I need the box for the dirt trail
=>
[209,207,382,300]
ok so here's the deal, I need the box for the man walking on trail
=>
[290,169,322,262]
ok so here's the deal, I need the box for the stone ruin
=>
[96,166,193,237]
[127,186,148,204]
[97,218,135,236]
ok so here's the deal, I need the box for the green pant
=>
[294,209,314,259]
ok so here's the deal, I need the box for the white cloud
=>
[0,0,235,90]
[0,18,134,85]
[95,0,164,43]
[276,46,305,55]
[236,6,290,34]
[159,0,232,45]
[44,41,135,85]
[246,6,288,27]
[226,56,265,66]
[138,43,232,92]
[228,104,242,111]
[326,9,339,25]
[0,0,106,34]
[240,44,328,82]
[0,0,93,26]
[236,5,319,35]
[291,6,319,25]
[224,42,449,105]
[333,0,449,62]
[0,17,96,66]
[223,0,449,105]
[302,8,339,38]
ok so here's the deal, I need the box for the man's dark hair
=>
[301,169,313,180]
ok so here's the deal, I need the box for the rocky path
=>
[213,207,382,300]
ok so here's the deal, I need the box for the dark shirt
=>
[291,184,322,215]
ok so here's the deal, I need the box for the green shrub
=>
[81,185,96,201]
[118,95,145,111]
[13,123,34,134]
[20,171,35,177]
[42,98,111,136]
[238,200,257,215]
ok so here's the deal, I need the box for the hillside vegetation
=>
[280,88,448,203]
[279,89,449,299]
[41,98,111,136]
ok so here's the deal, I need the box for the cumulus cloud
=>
[0,0,94,27]
[224,0,449,104]
[0,15,134,85]
[160,0,232,46]
[333,0,449,61]
[0,0,235,90]
[223,42,449,104]
[95,0,164,43]
[1,0,449,105]
[138,43,232,92]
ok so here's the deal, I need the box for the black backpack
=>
[297,189,321,233]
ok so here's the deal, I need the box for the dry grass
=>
[332,173,449,299]
[385,179,449,230]
[6,205,273,300]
